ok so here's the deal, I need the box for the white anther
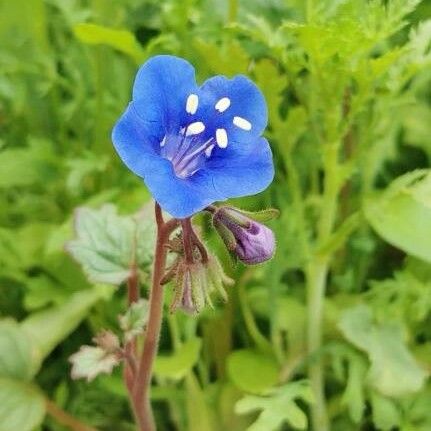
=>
[186,121,205,135]
[205,144,215,157]
[186,94,199,115]
[215,97,231,113]
[233,116,252,131]
[216,128,228,148]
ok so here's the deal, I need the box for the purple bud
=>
[213,207,276,265]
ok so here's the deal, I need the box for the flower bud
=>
[213,207,276,265]
[170,256,233,315]
[93,330,120,354]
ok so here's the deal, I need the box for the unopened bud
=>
[213,206,276,265]
[93,330,120,354]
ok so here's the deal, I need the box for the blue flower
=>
[112,55,274,219]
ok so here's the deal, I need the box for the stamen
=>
[186,121,205,135]
[216,128,228,148]
[174,138,214,177]
[215,97,231,113]
[233,116,252,131]
[178,138,213,165]
[186,94,199,115]
[160,136,166,147]
[205,144,215,157]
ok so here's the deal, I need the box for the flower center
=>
[159,93,253,179]
[160,124,215,179]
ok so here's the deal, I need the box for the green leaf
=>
[364,170,431,263]
[0,378,45,431]
[341,353,368,423]
[66,204,156,285]
[73,23,144,64]
[69,345,121,382]
[185,374,216,431]
[339,305,427,397]
[154,338,202,381]
[21,287,110,367]
[227,349,279,394]
[0,320,36,380]
[235,381,312,431]
[0,147,53,188]
[119,299,149,342]
[370,391,401,430]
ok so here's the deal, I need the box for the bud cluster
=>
[170,255,233,314]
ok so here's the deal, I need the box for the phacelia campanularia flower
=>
[112,55,274,219]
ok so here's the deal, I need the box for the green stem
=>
[306,0,314,23]
[228,0,238,23]
[308,142,340,431]
[237,269,272,353]
[307,258,329,431]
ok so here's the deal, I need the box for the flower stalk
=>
[126,203,178,431]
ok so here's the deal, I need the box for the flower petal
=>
[112,103,163,178]
[142,161,224,219]
[132,55,198,132]
[113,103,225,218]
[197,75,268,145]
[205,137,274,198]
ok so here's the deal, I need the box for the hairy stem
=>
[46,399,99,431]
[181,219,194,264]
[131,203,177,431]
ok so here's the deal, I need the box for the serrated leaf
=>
[0,320,36,380]
[69,345,121,382]
[154,338,201,381]
[119,299,149,341]
[66,204,156,285]
[364,170,431,263]
[227,349,279,394]
[339,305,427,397]
[0,378,45,431]
[235,381,312,431]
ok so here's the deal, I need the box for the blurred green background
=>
[1,0,431,430]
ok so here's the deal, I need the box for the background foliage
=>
[1,0,431,430]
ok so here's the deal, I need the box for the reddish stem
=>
[191,229,208,263]
[181,219,194,264]
[131,203,178,431]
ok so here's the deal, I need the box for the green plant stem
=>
[131,203,177,431]
[237,268,272,353]
[306,0,314,22]
[228,0,238,23]
[46,399,99,431]
[308,142,340,431]
[307,258,330,431]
